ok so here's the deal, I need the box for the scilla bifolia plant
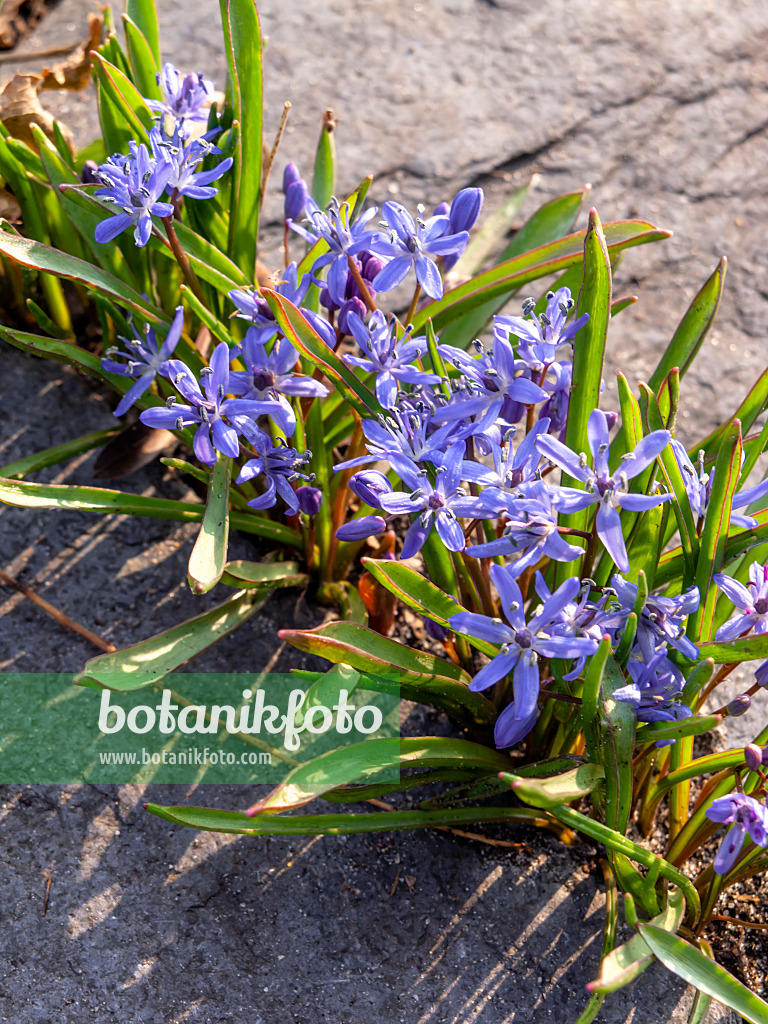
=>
[0,2,767,1021]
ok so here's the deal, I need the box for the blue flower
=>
[450,566,598,743]
[462,420,549,505]
[380,443,492,557]
[140,343,274,466]
[236,434,313,515]
[609,574,699,662]
[672,440,768,529]
[94,143,174,247]
[432,333,548,436]
[102,305,184,417]
[613,650,690,746]
[229,333,329,437]
[228,263,321,349]
[494,288,589,371]
[706,793,768,875]
[714,562,768,641]
[334,406,459,473]
[342,310,439,408]
[369,200,469,300]
[149,124,232,201]
[290,196,379,307]
[536,408,672,573]
[146,63,215,129]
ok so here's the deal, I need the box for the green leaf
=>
[144,802,562,836]
[187,453,232,594]
[601,655,636,834]
[690,420,742,641]
[220,0,263,277]
[0,428,119,480]
[636,714,721,744]
[74,589,269,691]
[279,620,496,729]
[697,632,768,664]
[0,231,166,321]
[412,219,669,333]
[0,476,303,548]
[638,925,768,1024]
[220,560,308,590]
[508,763,604,809]
[122,14,161,100]
[581,636,612,762]
[263,289,383,418]
[588,890,685,995]
[293,663,361,730]
[249,736,512,813]
[563,208,611,488]
[91,52,154,142]
[151,217,250,290]
[312,110,335,209]
[126,0,161,65]
[648,258,726,392]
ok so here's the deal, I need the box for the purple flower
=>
[706,793,768,874]
[494,288,589,371]
[714,562,768,641]
[290,196,379,307]
[343,310,439,408]
[229,333,328,436]
[369,201,469,300]
[538,360,572,440]
[450,566,599,726]
[609,574,699,662]
[466,480,583,574]
[149,124,232,201]
[147,63,215,129]
[536,409,672,573]
[440,187,484,272]
[348,470,393,509]
[236,434,313,515]
[433,333,548,436]
[94,143,174,247]
[140,343,272,466]
[283,163,309,221]
[228,263,317,349]
[380,443,492,558]
[102,305,184,417]
[334,406,459,473]
[613,650,690,746]
[462,420,549,506]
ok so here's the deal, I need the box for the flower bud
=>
[335,515,387,542]
[726,694,751,717]
[282,162,302,191]
[319,286,339,312]
[360,252,384,282]
[604,410,619,431]
[338,297,368,335]
[448,187,484,233]
[755,658,768,688]
[424,617,449,642]
[81,159,100,184]
[284,179,309,221]
[296,486,323,517]
[349,470,392,509]
[745,744,764,772]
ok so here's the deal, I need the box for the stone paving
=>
[3,0,768,1020]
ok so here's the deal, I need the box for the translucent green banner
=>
[0,673,400,784]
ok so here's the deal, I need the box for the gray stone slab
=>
[2,0,766,1020]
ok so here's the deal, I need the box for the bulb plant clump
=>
[1,2,768,1020]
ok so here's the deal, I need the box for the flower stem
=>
[405,282,421,326]
[346,254,377,313]
[162,214,206,304]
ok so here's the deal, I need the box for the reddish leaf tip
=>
[142,802,148,810]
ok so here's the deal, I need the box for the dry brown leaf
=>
[0,186,21,221]
[0,73,73,151]
[40,12,102,91]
